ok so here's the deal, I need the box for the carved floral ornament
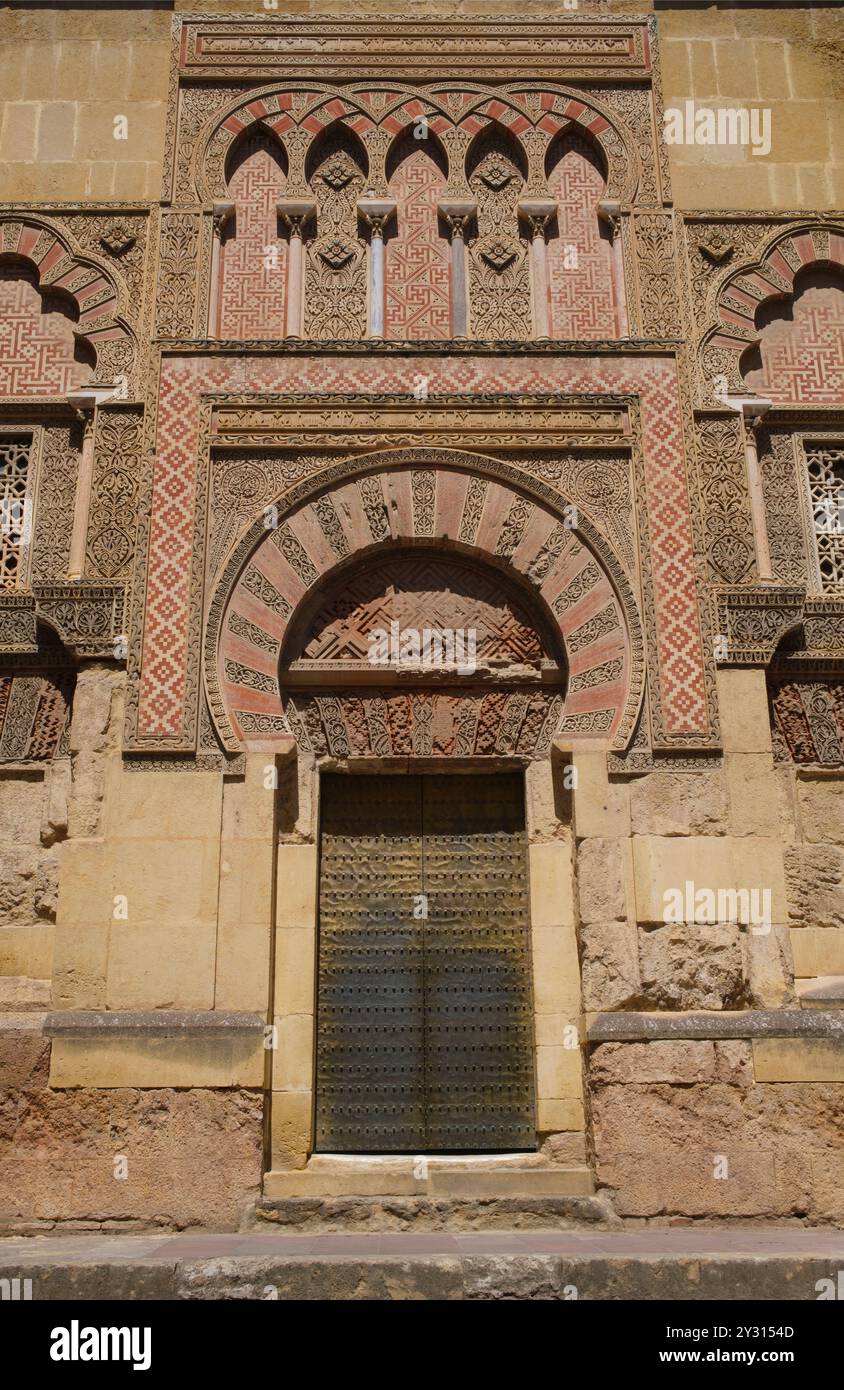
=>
[202,451,645,758]
[696,222,844,397]
[186,81,641,207]
[0,215,136,385]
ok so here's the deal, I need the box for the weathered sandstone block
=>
[638,923,745,1010]
[576,838,628,924]
[580,921,641,1011]
[629,771,728,836]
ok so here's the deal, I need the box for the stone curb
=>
[2,1252,843,1301]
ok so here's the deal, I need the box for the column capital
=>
[211,199,235,236]
[357,196,397,236]
[437,198,477,235]
[276,197,316,233]
[517,197,557,237]
[739,396,773,424]
[597,197,623,235]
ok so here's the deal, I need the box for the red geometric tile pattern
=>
[743,280,844,405]
[546,134,615,341]
[385,146,450,340]
[139,352,706,742]
[218,133,288,340]
[0,271,93,397]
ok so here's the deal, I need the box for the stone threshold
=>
[262,1161,594,1200]
[43,1010,265,1037]
[589,1009,844,1043]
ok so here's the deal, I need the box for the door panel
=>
[422,774,536,1150]
[315,773,535,1152]
[315,776,425,1150]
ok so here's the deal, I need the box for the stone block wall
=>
[589,1039,844,1220]
[574,667,844,1221]
[0,668,268,1232]
[1,3,842,209]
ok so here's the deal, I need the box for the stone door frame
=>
[268,750,581,1174]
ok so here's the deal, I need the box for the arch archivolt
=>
[699,221,844,395]
[204,449,645,757]
[193,80,639,206]
[0,214,135,382]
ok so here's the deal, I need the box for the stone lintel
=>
[588,1010,844,1043]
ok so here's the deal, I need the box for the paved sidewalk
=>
[2,1228,843,1299]
[3,1228,844,1259]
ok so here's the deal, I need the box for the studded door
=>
[315,772,535,1151]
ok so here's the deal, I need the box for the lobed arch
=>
[224,120,289,188]
[466,118,529,184]
[384,129,450,340]
[0,216,134,386]
[218,125,290,341]
[203,449,645,757]
[304,117,370,184]
[740,262,844,401]
[193,80,639,205]
[385,123,449,184]
[700,222,844,395]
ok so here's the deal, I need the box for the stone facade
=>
[0,3,843,1233]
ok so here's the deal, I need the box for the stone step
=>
[253,1187,608,1234]
[3,1230,844,1300]
[307,1147,584,1172]
[0,977,50,1012]
[262,1165,593,1202]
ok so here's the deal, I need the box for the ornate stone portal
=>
[1,9,844,1230]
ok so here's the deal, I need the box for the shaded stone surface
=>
[785,845,844,928]
[629,770,729,836]
[576,838,628,924]
[589,1051,844,1219]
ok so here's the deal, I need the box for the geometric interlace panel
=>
[280,551,567,760]
[0,435,31,590]
[291,553,559,667]
[805,442,844,591]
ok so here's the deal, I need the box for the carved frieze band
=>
[712,585,806,667]
[695,412,755,584]
[88,406,144,581]
[32,584,126,660]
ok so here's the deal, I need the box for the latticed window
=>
[0,435,32,590]
[805,442,844,591]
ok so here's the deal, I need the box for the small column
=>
[357,196,397,339]
[66,393,97,582]
[438,199,476,339]
[598,198,628,340]
[210,200,235,338]
[741,398,774,581]
[519,198,556,340]
[277,198,316,339]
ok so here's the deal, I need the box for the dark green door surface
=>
[315,773,536,1151]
